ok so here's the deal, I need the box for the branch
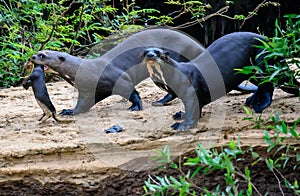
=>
[70,4,85,53]
[235,166,263,196]
[271,167,285,195]
[172,6,230,29]
[169,1,279,30]
[38,0,76,51]
[239,1,280,29]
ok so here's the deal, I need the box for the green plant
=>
[243,106,300,194]
[144,108,300,195]
[0,0,161,87]
[236,14,300,88]
[144,139,260,195]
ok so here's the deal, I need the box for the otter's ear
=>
[58,56,65,62]
[161,51,169,60]
[141,51,146,59]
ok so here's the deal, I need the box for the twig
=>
[216,1,279,29]
[235,166,263,196]
[70,4,85,53]
[271,167,285,196]
[172,6,229,29]
[239,1,280,29]
[168,7,184,18]
[148,175,161,186]
[173,1,278,30]
[174,166,213,194]
[38,0,76,50]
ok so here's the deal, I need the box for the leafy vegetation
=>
[236,14,300,88]
[0,0,160,87]
[0,0,279,88]
[0,0,218,88]
[144,109,300,195]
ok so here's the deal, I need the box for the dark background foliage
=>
[0,0,298,87]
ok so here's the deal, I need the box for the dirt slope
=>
[0,78,299,194]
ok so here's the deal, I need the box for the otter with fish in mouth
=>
[30,29,208,115]
[30,29,262,116]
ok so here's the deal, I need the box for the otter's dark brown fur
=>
[142,32,300,130]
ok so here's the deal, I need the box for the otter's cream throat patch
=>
[146,62,169,91]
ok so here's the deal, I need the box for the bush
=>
[0,0,160,87]
[236,14,300,88]
[1,0,278,88]
[144,110,300,195]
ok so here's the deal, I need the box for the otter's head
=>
[31,50,81,73]
[142,48,177,86]
[31,50,82,86]
[142,48,170,65]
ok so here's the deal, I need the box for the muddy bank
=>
[0,79,299,194]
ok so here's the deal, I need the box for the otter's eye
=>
[161,52,169,60]
[154,50,161,57]
[142,51,147,57]
[58,56,65,62]
[38,53,46,59]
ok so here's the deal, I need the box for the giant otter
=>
[30,29,206,115]
[31,29,260,115]
[142,32,299,131]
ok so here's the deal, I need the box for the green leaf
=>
[265,158,274,171]
[251,151,260,159]
[170,176,181,187]
[243,106,251,116]
[191,166,202,179]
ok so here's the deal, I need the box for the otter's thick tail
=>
[278,77,300,96]
[235,82,258,93]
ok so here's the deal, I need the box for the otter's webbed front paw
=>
[128,103,142,111]
[171,120,195,131]
[129,90,142,111]
[245,83,274,113]
[128,100,143,111]
[60,109,74,116]
[152,93,175,106]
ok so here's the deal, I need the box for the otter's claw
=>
[22,80,32,90]
[172,111,185,120]
[128,104,142,111]
[171,121,195,131]
[60,109,74,116]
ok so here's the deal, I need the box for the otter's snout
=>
[143,48,162,59]
[145,52,155,58]
[31,52,46,62]
[31,55,37,60]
